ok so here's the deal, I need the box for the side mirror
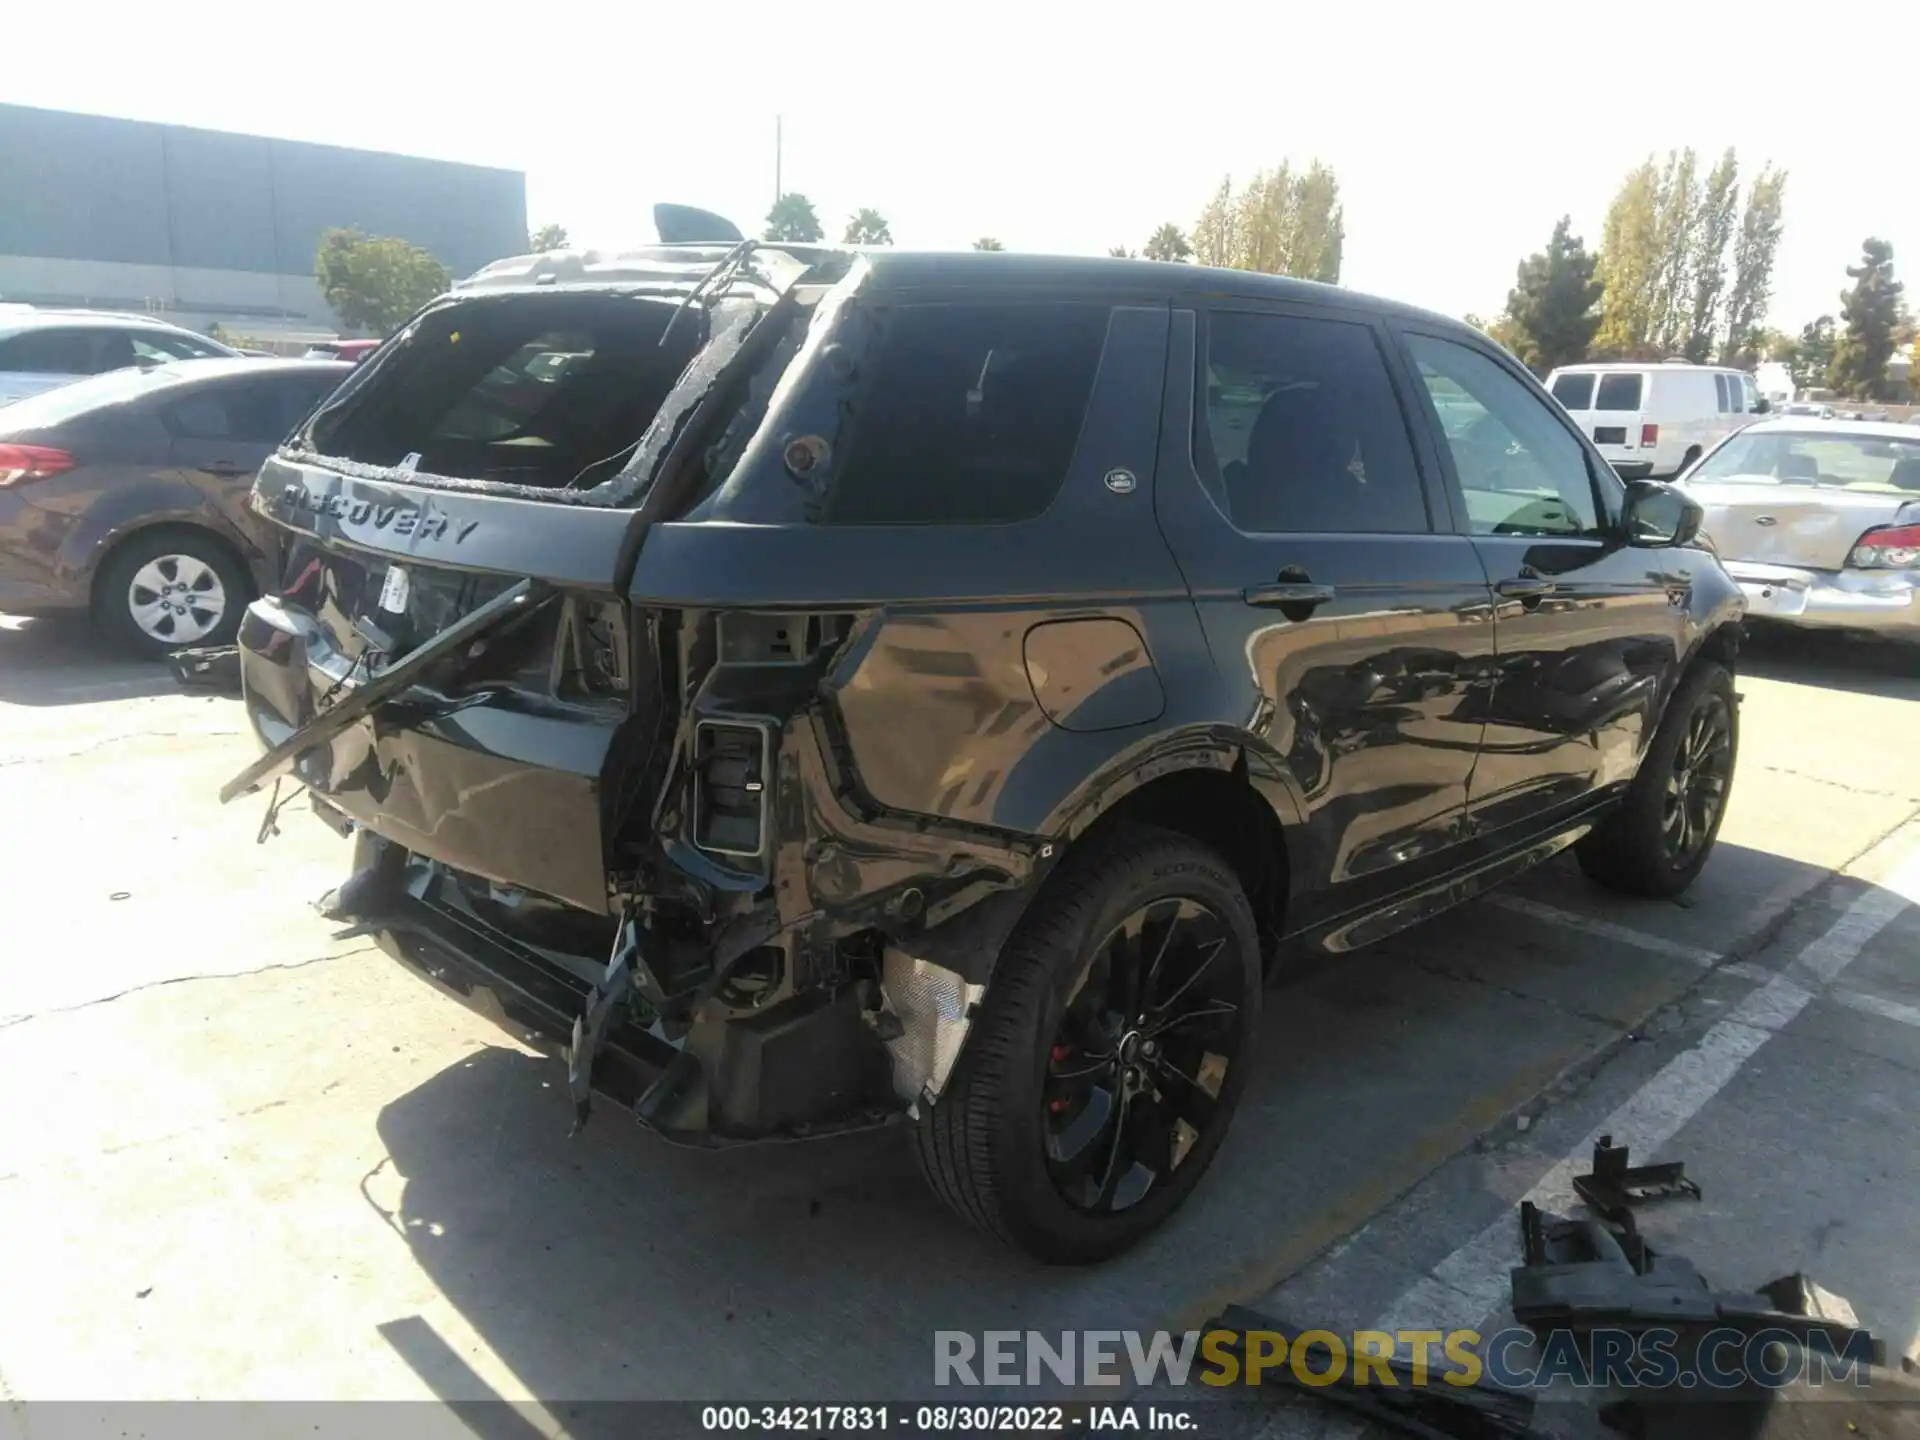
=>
[1752,396,1771,414]
[1623,479,1703,548]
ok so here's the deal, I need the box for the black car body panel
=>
[223,246,1745,1157]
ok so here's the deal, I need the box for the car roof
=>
[1734,417,1920,442]
[456,243,1484,341]
[0,308,224,339]
[1548,361,1743,374]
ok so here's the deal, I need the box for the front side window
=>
[1550,373,1595,410]
[1594,373,1644,411]
[130,331,224,363]
[1197,310,1429,534]
[825,302,1110,525]
[1406,333,1604,538]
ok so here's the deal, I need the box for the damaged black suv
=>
[225,220,1744,1262]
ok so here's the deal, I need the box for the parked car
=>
[0,309,238,406]
[1544,361,1766,479]
[1677,418,1920,643]
[304,339,381,364]
[220,245,1744,1262]
[0,358,350,653]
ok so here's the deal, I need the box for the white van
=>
[1543,362,1767,479]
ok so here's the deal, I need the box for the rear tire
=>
[912,825,1261,1263]
[94,528,251,659]
[1576,660,1737,898]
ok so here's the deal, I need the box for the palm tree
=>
[764,194,824,243]
[842,208,893,245]
[972,237,1005,251]
[1143,224,1193,263]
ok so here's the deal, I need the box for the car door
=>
[1392,327,1690,841]
[163,375,330,540]
[1153,303,1498,927]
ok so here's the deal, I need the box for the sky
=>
[5,0,1913,337]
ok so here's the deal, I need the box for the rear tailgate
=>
[232,456,641,912]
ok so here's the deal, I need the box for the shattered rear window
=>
[307,293,708,495]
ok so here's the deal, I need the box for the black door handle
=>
[1496,577,1557,601]
[1244,582,1337,610]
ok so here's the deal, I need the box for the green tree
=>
[1829,238,1905,400]
[1788,315,1835,392]
[1107,244,1136,258]
[314,228,450,336]
[1191,176,1236,268]
[1144,223,1192,262]
[1498,216,1603,374]
[1594,159,1662,355]
[528,222,569,252]
[1683,149,1739,361]
[1193,160,1344,281]
[1645,147,1699,353]
[1719,167,1787,365]
[764,193,824,242]
[971,236,1005,251]
[842,208,892,245]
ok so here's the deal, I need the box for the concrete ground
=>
[1,613,1917,1433]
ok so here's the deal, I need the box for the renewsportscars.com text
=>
[933,1328,1875,1391]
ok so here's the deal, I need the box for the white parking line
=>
[1487,892,1920,1030]
[1828,986,1920,1031]
[1485,894,1722,967]
[1372,842,1920,1337]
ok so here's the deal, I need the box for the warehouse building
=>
[0,103,527,342]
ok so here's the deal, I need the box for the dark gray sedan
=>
[0,358,350,655]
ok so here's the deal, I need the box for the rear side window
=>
[1197,310,1429,534]
[1594,373,1643,410]
[166,378,329,444]
[825,302,1109,525]
[1550,373,1595,410]
[0,328,94,375]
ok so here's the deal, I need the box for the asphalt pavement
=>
[1,612,1916,1434]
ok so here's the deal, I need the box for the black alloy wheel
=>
[913,825,1261,1263]
[1042,898,1244,1215]
[1577,659,1739,899]
[1662,690,1733,866]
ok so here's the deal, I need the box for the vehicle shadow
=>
[367,834,1874,1411]
[1738,624,1920,702]
[0,614,178,706]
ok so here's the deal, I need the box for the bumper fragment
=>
[1723,559,1920,639]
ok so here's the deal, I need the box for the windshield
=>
[1688,430,1920,493]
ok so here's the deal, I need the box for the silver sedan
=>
[1678,418,1920,641]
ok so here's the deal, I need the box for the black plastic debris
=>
[168,644,242,696]
[1572,1135,1702,1222]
